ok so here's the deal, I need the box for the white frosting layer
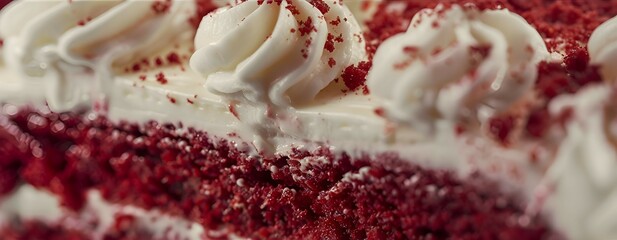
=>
[0,0,197,112]
[541,84,617,240]
[589,15,617,82]
[367,4,549,132]
[190,0,365,106]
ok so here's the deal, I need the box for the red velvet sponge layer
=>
[0,107,557,239]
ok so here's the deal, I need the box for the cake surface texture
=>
[1,0,617,239]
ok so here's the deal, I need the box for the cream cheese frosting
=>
[0,0,197,112]
[541,84,617,240]
[589,14,617,82]
[367,4,549,132]
[190,0,365,106]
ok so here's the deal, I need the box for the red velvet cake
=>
[1,0,617,239]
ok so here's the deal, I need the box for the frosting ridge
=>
[190,0,366,106]
[366,4,549,132]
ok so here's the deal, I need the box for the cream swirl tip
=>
[190,0,366,106]
[545,84,617,240]
[366,4,549,131]
[589,15,617,82]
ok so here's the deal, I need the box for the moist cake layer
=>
[0,107,554,239]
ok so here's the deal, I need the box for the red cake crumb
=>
[151,0,172,14]
[341,61,371,93]
[488,114,517,145]
[76,17,92,26]
[166,52,182,65]
[298,17,316,36]
[154,57,164,66]
[166,94,177,104]
[155,72,168,84]
[309,0,330,14]
[328,58,336,68]
[286,3,301,15]
[0,107,556,239]
[373,107,385,117]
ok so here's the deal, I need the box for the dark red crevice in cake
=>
[0,107,556,239]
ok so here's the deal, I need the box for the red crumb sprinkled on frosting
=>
[286,2,300,15]
[328,58,336,68]
[298,17,316,36]
[155,72,168,84]
[228,103,239,119]
[166,94,177,104]
[124,53,190,73]
[0,107,556,239]
[186,98,194,104]
[341,61,371,93]
[330,16,341,26]
[131,63,141,72]
[374,107,385,117]
[309,0,330,14]
[488,114,517,145]
[138,75,146,81]
[151,0,172,14]
[76,17,92,26]
[324,34,337,52]
[154,57,164,66]
[166,52,182,65]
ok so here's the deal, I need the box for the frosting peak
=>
[589,15,617,82]
[190,0,365,106]
[0,0,197,111]
[545,84,617,240]
[366,4,549,132]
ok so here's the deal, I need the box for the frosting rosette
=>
[190,0,365,106]
[544,84,617,240]
[589,15,617,81]
[0,0,197,111]
[366,4,549,131]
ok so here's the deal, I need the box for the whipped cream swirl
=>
[190,0,365,106]
[366,4,549,131]
[544,84,617,240]
[0,0,197,111]
[589,15,617,82]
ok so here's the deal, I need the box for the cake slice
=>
[0,0,616,239]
